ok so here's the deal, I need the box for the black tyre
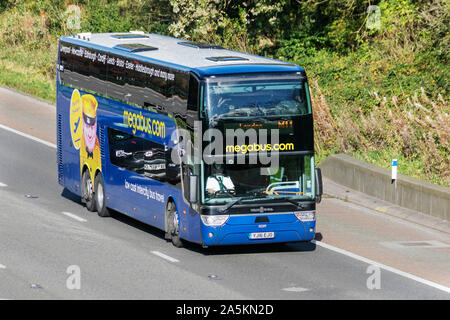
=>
[166,201,183,248]
[82,169,96,212]
[94,173,110,217]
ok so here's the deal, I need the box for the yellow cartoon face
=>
[81,94,98,154]
[71,90,102,179]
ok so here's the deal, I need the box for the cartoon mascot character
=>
[80,94,101,183]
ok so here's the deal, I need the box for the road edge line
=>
[0,123,56,149]
[313,240,450,294]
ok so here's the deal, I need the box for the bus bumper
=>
[200,214,316,246]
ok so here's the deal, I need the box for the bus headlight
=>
[294,211,315,222]
[201,215,229,226]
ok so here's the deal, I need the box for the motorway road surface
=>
[0,87,449,299]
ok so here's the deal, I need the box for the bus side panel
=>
[58,84,202,244]
[97,102,171,233]
[167,192,192,243]
[97,103,201,243]
[177,197,202,244]
[57,83,81,196]
[103,161,167,231]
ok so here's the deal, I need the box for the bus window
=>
[186,75,199,127]
[106,55,126,102]
[108,128,144,174]
[88,49,108,96]
[108,128,181,185]
[59,43,90,90]
[142,139,167,181]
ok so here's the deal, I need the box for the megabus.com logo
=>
[123,110,166,138]
[226,143,294,154]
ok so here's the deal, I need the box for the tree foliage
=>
[0,0,448,185]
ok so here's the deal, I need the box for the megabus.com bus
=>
[56,31,323,248]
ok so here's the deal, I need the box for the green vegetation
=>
[0,0,448,185]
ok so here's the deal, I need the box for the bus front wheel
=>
[95,174,110,217]
[82,170,96,212]
[166,201,183,248]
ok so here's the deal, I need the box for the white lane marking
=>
[0,124,56,149]
[3,120,448,293]
[0,264,6,269]
[282,287,309,293]
[151,251,179,263]
[0,182,7,187]
[313,240,450,294]
[61,211,87,223]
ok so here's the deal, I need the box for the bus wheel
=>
[94,174,110,217]
[166,201,183,248]
[82,170,96,212]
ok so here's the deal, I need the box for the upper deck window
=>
[111,34,149,39]
[203,73,311,121]
[113,43,158,53]
[178,41,223,49]
[206,56,249,62]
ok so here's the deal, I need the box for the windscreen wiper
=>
[219,197,243,214]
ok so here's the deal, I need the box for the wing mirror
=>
[189,174,198,203]
[315,168,323,203]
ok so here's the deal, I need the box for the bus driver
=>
[206,164,235,195]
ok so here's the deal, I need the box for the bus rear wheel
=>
[166,201,183,248]
[82,170,96,212]
[95,174,110,217]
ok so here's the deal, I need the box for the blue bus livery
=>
[57,31,323,248]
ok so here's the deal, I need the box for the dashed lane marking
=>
[282,287,309,293]
[2,117,449,295]
[61,211,87,223]
[151,251,179,263]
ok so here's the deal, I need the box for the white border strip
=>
[0,124,56,149]
[313,240,450,294]
[61,211,87,223]
[151,251,179,263]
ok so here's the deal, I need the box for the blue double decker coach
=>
[56,31,323,248]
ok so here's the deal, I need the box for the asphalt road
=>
[0,126,449,300]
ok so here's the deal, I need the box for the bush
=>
[0,0,447,185]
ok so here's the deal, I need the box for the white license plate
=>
[249,232,275,239]
[145,164,165,170]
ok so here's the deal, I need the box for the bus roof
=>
[60,32,305,78]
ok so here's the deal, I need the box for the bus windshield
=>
[202,154,315,205]
[203,74,311,120]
